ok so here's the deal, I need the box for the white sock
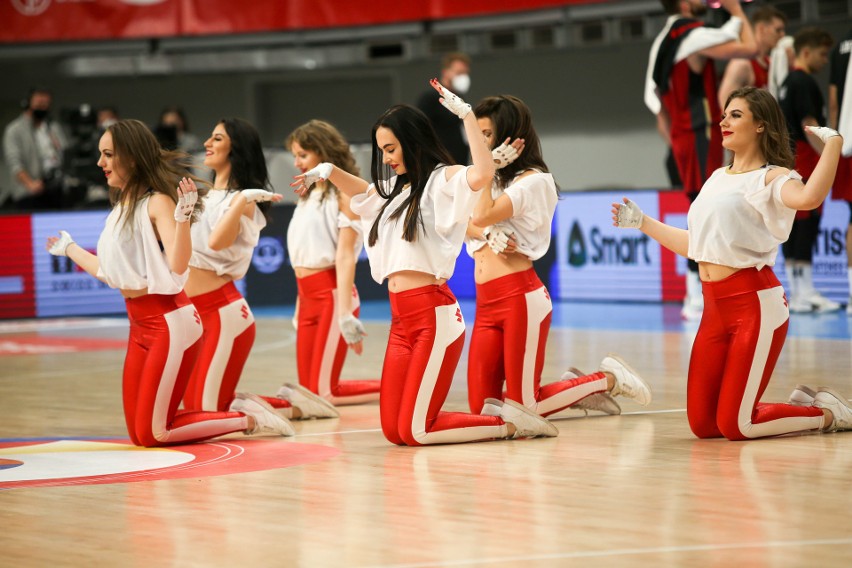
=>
[799,263,816,297]
[785,261,798,299]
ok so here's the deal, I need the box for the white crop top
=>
[96,195,188,294]
[687,166,801,270]
[350,166,478,284]
[287,187,363,269]
[189,190,267,279]
[466,171,558,261]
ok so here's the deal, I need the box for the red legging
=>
[381,284,508,446]
[123,292,248,447]
[688,267,824,440]
[183,282,292,414]
[467,269,607,416]
[296,269,380,405]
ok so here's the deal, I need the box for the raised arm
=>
[291,163,369,198]
[780,127,843,211]
[718,59,753,111]
[471,138,525,227]
[150,177,197,274]
[612,197,689,258]
[208,189,282,251]
[695,0,757,62]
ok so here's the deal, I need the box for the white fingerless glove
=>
[48,230,75,256]
[302,163,334,190]
[492,142,520,169]
[339,314,366,345]
[806,126,842,143]
[242,189,278,203]
[615,198,644,228]
[438,86,472,119]
[482,225,512,254]
[174,189,198,223]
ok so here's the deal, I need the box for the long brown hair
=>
[367,105,455,247]
[723,87,795,169]
[107,119,204,230]
[285,120,360,202]
[473,95,552,191]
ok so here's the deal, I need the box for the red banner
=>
[0,0,610,44]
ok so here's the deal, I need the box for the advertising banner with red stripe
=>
[1,0,609,44]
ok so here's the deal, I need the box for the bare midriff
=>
[185,266,232,297]
[293,265,335,279]
[120,288,149,299]
[473,247,532,284]
[698,262,742,282]
[387,270,446,293]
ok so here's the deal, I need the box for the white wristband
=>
[48,230,75,257]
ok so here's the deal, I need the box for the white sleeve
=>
[435,166,478,236]
[744,169,800,241]
[338,211,363,236]
[350,185,384,222]
[503,176,556,229]
[675,17,741,63]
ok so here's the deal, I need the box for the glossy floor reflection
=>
[1,301,851,566]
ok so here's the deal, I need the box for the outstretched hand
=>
[612,197,644,228]
[290,163,333,197]
[805,125,842,144]
[46,230,75,256]
[430,78,471,119]
[242,189,283,203]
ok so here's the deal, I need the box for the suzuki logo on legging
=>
[193,311,201,325]
[455,308,462,322]
[240,304,249,320]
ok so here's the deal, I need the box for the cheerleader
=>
[466,95,651,418]
[182,118,338,420]
[286,120,381,405]
[613,87,852,439]
[292,80,557,445]
[46,119,292,447]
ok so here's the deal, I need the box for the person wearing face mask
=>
[2,87,68,209]
[416,52,472,166]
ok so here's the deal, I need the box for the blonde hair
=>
[285,120,359,202]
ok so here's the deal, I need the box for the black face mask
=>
[31,108,49,121]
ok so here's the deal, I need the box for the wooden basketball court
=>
[2,309,851,566]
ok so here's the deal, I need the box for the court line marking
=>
[370,537,852,567]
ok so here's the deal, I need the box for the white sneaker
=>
[599,354,652,406]
[788,295,815,314]
[813,389,852,432]
[276,383,340,419]
[805,291,841,313]
[480,400,502,417]
[562,367,622,415]
[230,392,295,436]
[485,398,558,439]
[787,296,814,314]
[787,384,817,407]
[680,301,703,321]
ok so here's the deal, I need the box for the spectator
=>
[2,87,68,209]
[415,52,472,165]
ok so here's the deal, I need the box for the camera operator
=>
[2,87,68,210]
